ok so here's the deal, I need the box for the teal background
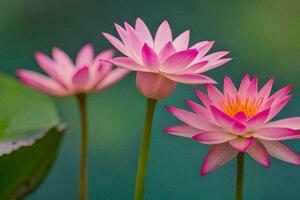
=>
[1,0,300,199]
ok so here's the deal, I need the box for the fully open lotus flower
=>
[102,18,231,100]
[165,74,300,175]
[16,44,129,96]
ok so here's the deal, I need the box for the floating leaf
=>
[0,75,60,155]
[0,125,66,199]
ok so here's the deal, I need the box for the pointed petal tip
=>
[191,133,200,140]
[185,98,192,105]
[162,19,169,24]
[165,105,172,111]
[136,17,145,24]
[102,32,110,37]
[200,168,207,176]
[15,69,25,77]
[163,127,169,132]
[114,23,124,30]
[296,157,300,165]
[34,51,43,58]
[52,47,60,52]
[83,43,93,49]
[270,76,275,81]
[206,84,215,90]
[209,79,218,84]
[264,162,271,168]
[244,73,250,78]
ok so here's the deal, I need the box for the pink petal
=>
[164,73,216,85]
[76,44,94,67]
[247,140,270,167]
[109,57,145,71]
[102,32,129,56]
[135,18,153,46]
[124,22,144,60]
[206,84,224,105]
[141,44,160,72]
[233,112,247,123]
[196,58,232,73]
[115,23,129,46]
[164,124,201,138]
[166,106,220,131]
[223,76,237,96]
[195,88,211,108]
[269,85,292,102]
[181,61,209,74]
[201,51,230,62]
[193,131,236,144]
[90,65,111,88]
[267,95,293,121]
[254,127,300,140]
[96,68,129,91]
[185,99,213,120]
[34,52,68,88]
[260,98,274,111]
[114,23,139,60]
[246,76,258,97]
[260,140,300,165]
[258,77,274,100]
[90,50,115,86]
[72,67,89,89]
[191,41,215,61]
[238,74,251,99]
[173,30,190,51]
[52,47,74,71]
[16,70,67,96]
[154,20,172,52]
[159,42,176,61]
[210,105,246,134]
[96,49,114,60]
[162,49,198,73]
[229,137,254,152]
[266,117,300,129]
[200,143,238,176]
[190,40,210,49]
[136,72,176,100]
[92,49,114,69]
[247,109,270,131]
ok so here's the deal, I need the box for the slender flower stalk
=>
[16,44,129,199]
[236,153,244,200]
[135,99,157,200]
[103,18,231,199]
[165,74,300,198]
[77,94,88,200]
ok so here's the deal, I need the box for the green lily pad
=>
[0,75,60,153]
[0,125,66,199]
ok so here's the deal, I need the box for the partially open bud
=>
[136,72,177,100]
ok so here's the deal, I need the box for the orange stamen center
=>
[222,95,263,118]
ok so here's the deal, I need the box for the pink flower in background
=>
[103,18,231,100]
[17,44,129,96]
[165,74,300,175]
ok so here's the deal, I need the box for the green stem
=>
[77,94,88,200]
[134,98,157,200]
[236,153,244,200]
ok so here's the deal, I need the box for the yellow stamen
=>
[223,95,263,118]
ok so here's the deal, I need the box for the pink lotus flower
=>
[102,18,231,100]
[16,44,129,96]
[165,74,300,175]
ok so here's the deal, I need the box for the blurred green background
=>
[1,0,300,199]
